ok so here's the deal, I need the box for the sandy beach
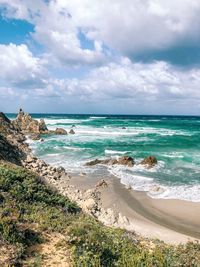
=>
[68,173,200,244]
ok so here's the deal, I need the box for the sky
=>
[0,0,200,114]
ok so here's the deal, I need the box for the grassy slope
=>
[0,161,199,266]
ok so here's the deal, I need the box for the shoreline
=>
[66,172,200,244]
[2,110,199,245]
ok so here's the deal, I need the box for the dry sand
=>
[68,173,200,244]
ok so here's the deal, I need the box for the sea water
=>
[8,114,200,202]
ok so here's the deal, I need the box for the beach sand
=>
[68,173,200,244]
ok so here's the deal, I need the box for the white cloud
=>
[1,1,200,114]
[2,0,200,63]
[0,43,47,88]
[0,0,107,66]
[60,58,200,104]
[57,0,200,55]
[0,86,17,98]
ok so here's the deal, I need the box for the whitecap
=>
[109,166,200,202]
[89,116,107,119]
[105,149,128,155]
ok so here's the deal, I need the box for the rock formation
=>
[12,109,68,137]
[0,111,67,180]
[12,108,48,134]
[85,156,134,167]
[117,156,135,167]
[69,129,75,134]
[140,156,157,168]
[55,128,67,135]
[0,112,29,164]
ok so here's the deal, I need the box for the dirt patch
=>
[25,233,71,267]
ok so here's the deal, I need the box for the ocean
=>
[8,114,200,202]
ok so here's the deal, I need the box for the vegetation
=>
[0,161,200,266]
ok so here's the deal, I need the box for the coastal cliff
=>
[0,111,199,266]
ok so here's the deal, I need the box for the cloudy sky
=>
[0,0,200,114]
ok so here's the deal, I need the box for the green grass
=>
[0,161,200,266]
[0,161,80,265]
[67,215,200,267]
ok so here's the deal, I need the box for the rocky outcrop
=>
[55,128,67,135]
[85,156,134,167]
[52,177,130,229]
[117,156,135,167]
[140,156,157,168]
[13,109,70,136]
[0,111,67,181]
[0,134,23,165]
[0,111,29,164]
[22,153,66,181]
[39,119,48,132]
[12,109,48,134]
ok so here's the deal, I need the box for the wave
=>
[75,129,139,136]
[74,127,192,137]
[162,152,185,159]
[44,118,87,125]
[109,166,200,202]
[89,116,107,119]
[105,149,128,155]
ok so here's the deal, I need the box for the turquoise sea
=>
[8,114,200,202]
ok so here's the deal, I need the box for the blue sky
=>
[0,0,200,114]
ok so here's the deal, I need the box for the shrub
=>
[0,162,80,213]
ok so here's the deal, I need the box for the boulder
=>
[140,156,157,168]
[85,156,134,167]
[96,179,108,188]
[55,128,67,135]
[57,166,65,173]
[31,134,41,140]
[27,121,40,133]
[39,119,48,132]
[69,129,75,134]
[117,156,134,167]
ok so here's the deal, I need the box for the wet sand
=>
[68,173,200,244]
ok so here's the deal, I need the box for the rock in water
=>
[117,156,134,167]
[85,159,103,166]
[140,156,157,168]
[39,119,48,132]
[85,156,134,167]
[55,128,67,135]
[69,129,75,134]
